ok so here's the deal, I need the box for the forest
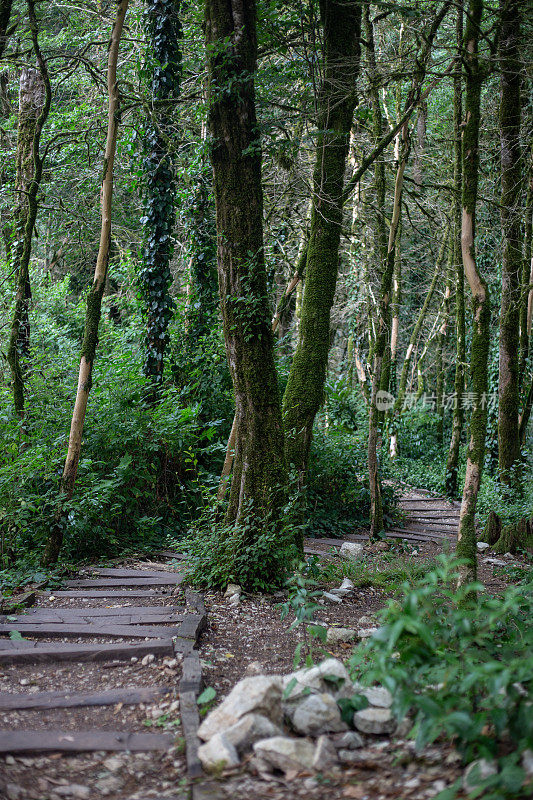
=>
[0,1,532,799]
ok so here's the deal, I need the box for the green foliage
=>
[350,555,533,799]
[183,499,303,593]
[306,429,398,537]
[279,561,328,667]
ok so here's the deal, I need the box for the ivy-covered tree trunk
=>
[7,21,49,417]
[456,0,489,586]
[139,0,182,389]
[43,0,129,565]
[282,0,362,479]
[445,0,465,496]
[205,0,287,527]
[497,0,522,485]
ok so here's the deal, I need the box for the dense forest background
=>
[0,0,532,587]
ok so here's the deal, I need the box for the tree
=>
[139,0,182,391]
[7,2,50,418]
[497,0,522,485]
[43,0,130,565]
[205,0,287,528]
[455,0,490,585]
[282,0,362,480]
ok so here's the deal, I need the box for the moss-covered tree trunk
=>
[456,0,489,586]
[497,0,522,485]
[282,0,362,480]
[445,1,466,496]
[205,0,287,527]
[518,142,532,388]
[7,22,49,417]
[43,0,129,566]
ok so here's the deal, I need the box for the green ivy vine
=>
[139,0,182,384]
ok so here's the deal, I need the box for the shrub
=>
[349,555,533,799]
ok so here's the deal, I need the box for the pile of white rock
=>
[197,658,396,775]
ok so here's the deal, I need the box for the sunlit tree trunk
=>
[205,0,287,528]
[497,0,522,485]
[43,0,129,565]
[456,0,489,586]
[282,0,362,480]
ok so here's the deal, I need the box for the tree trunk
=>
[205,0,287,528]
[497,0,522,485]
[7,13,49,418]
[456,0,489,587]
[140,0,182,390]
[282,0,362,479]
[43,0,129,566]
[445,1,465,496]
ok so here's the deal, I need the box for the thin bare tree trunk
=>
[43,0,129,566]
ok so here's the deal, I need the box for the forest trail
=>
[0,560,206,799]
[304,488,461,556]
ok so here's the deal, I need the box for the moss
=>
[482,511,501,546]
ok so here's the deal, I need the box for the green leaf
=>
[197,686,216,706]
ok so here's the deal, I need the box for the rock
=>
[339,542,364,560]
[223,713,284,755]
[198,733,240,771]
[5,785,24,800]
[53,786,91,799]
[358,614,377,627]
[5,755,16,765]
[521,749,533,777]
[326,627,356,645]
[244,661,264,676]
[353,707,395,735]
[361,686,392,708]
[19,678,30,686]
[312,736,339,771]
[338,750,361,764]
[283,658,352,700]
[476,542,490,552]
[330,578,355,597]
[253,736,316,774]
[463,759,498,792]
[103,756,123,773]
[198,676,283,741]
[483,557,507,566]
[291,693,347,735]
[331,731,364,750]
[94,775,123,796]
[141,654,154,666]
[357,627,378,639]
[228,594,241,607]
[323,591,342,604]
[224,584,241,598]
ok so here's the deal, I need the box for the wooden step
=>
[0,730,175,754]
[0,685,170,711]
[0,638,178,664]
[87,568,183,579]
[64,576,183,588]
[1,608,185,624]
[46,590,175,598]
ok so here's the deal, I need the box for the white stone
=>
[291,693,347,735]
[476,542,490,552]
[198,676,283,741]
[521,749,533,777]
[283,658,352,700]
[253,736,316,774]
[361,686,392,708]
[357,627,379,639]
[223,713,284,755]
[228,594,240,607]
[463,759,498,792]
[141,654,154,666]
[483,557,506,566]
[312,736,339,772]
[53,786,91,799]
[358,615,377,627]
[326,627,356,645]
[339,542,364,560]
[323,591,342,603]
[331,731,364,750]
[198,733,240,771]
[244,661,263,676]
[94,775,123,796]
[224,584,241,598]
[353,707,395,735]
[102,757,123,773]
